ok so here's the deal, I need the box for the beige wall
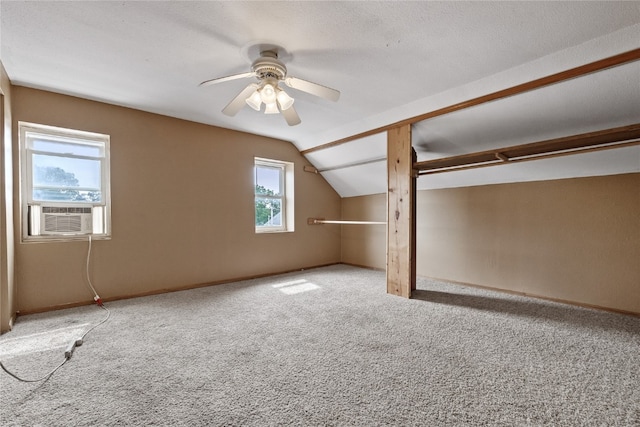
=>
[341,193,387,269]
[7,84,639,316]
[12,87,341,313]
[0,61,16,331]
[342,173,640,314]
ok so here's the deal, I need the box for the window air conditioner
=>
[40,206,93,235]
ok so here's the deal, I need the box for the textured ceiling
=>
[1,1,639,197]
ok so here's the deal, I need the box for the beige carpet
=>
[1,264,639,426]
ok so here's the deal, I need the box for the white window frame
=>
[254,157,294,233]
[19,122,111,242]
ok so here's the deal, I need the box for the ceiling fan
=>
[199,47,340,126]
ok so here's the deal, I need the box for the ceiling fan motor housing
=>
[252,50,287,80]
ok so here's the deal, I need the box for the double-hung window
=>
[19,122,111,241]
[254,157,294,233]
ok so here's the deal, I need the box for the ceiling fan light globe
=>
[260,83,277,104]
[246,90,262,111]
[276,90,295,110]
[264,102,279,114]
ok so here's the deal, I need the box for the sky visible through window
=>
[255,166,281,194]
[32,138,101,189]
[34,155,101,189]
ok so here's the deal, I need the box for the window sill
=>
[255,228,293,234]
[21,234,112,244]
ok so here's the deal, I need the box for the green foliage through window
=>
[255,185,282,226]
[33,166,102,202]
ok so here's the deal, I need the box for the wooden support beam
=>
[387,124,416,298]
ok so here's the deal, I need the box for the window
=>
[19,122,111,241]
[254,157,294,233]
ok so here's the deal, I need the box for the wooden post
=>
[387,124,416,298]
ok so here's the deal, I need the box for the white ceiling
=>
[2,1,639,197]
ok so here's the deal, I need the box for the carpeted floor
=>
[1,264,639,426]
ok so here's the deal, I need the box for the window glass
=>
[255,197,282,227]
[254,158,293,233]
[32,155,102,188]
[255,165,282,196]
[31,138,102,157]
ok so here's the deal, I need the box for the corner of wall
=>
[0,59,16,334]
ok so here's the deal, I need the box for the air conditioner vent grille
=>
[40,205,93,234]
[44,215,83,233]
[42,206,92,214]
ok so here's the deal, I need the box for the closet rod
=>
[308,218,387,225]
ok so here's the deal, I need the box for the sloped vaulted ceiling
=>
[1,1,639,197]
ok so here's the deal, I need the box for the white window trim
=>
[19,122,112,242]
[254,157,294,234]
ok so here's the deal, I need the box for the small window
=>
[254,158,294,233]
[19,122,111,241]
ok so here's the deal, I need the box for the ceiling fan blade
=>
[199,71,255,87]
[284,76,340,102]
[222,83,259,116]
[280,105,301,126]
